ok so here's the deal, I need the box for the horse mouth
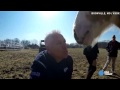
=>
[74,30,90,45]
[74,32,80,43]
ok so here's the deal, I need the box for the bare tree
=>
[31,39,38,45]
[0,40,1,47]
[14,38,20,45]
[21,40,30,48]
[4,39,11,47]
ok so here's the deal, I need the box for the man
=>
[83,43,99,79]
[103,35,120,74]
[30,30,73,79]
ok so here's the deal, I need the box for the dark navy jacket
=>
[106,40,120,57]
[30,50,73,79]
[83,43,99,61]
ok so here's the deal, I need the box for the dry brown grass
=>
[69,48,120,79]
[0,48,120,79]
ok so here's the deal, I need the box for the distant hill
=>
[98,42,108,48]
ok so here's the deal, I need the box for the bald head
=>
[45,30,64,49]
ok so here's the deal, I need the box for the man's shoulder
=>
[32,50,49,69]
[115,41,120,44]
[66,55,73,63]
[109,41,112,43]
[34,50,48,62]
[67,55,72,59]
[109,40,119,43]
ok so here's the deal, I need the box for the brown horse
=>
[73,11,120,47]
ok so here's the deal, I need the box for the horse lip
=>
[74,32,79,41]
[74,30,89,44]
[74,32,84,44]
[79,31,90,44]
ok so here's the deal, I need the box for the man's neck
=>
[47,51,63,63]
[55,58,63,63]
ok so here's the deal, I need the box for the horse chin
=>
[83,37,92,46]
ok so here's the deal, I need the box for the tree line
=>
[0,38,109,49]
[67,42,109,48]
[0,38,39,49]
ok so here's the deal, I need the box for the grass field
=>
[0,48,120,79]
